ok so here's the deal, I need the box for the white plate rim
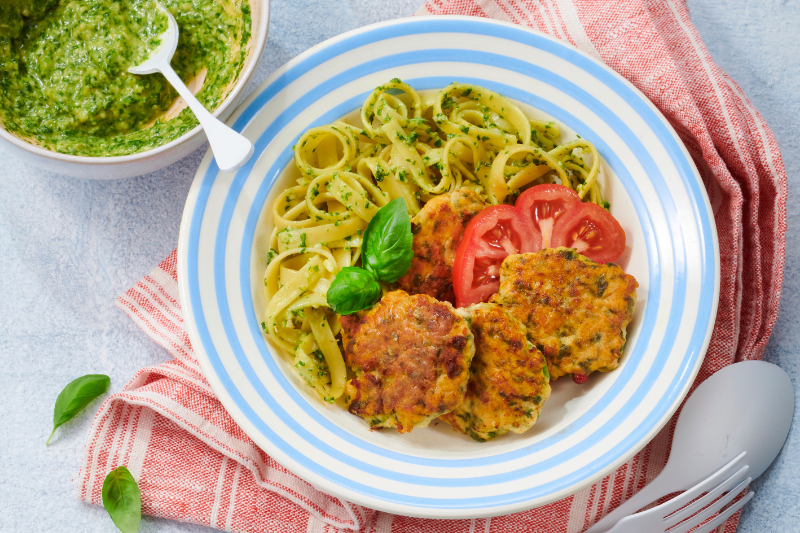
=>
[177,16,720,518]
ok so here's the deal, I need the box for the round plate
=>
[178,16,719,518]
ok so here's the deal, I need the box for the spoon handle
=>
[159,66,254,173]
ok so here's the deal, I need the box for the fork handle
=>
[584,480,671,533]
[159,66,254,173]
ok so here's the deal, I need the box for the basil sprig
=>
[327,267,383,315]
[327,198,413,314]
[102,465,142,533]
[47,374,110,445]
[361,198,414,282]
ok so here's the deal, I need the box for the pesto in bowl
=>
[0,0,251,157]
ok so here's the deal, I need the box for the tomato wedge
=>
[515,184,581,248]
[551,202,626,263]
[453,205,541,307]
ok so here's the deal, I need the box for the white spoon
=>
[129,4,254,173]
[587,360,794,533]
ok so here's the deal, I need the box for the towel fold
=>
[78,1,788,531]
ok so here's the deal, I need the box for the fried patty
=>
[396,188,487,304]
[440,302,551,442]
[340,290,475,433]
[491,248,638,379]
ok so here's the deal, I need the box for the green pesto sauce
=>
[0,0,251,157]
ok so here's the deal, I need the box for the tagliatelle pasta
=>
[260,79,607,402]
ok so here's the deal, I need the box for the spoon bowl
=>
[587,360,794,533]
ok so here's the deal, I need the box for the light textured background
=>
[0,0,796,531]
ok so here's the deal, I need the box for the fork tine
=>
[663,466,749,529]
[655,452,746,520]
[689,491,755,533]
[668,477,752,533]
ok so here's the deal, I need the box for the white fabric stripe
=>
[663,0,750,174]
[497,0,534,26]
[105,403,130,473]
[588,480,602,526]
[566,484,592,533]
[723,76,785,352]
[119,402,138,468]
[210,456,229,528]
[483,517,492,533]
[722,79,781,188]
[373,512,394,533]
[136,277,194,347]
[82,401,117,502]
[127,407,154,481]
[140,276,184,324]
[152,360,214,395]
[225,462,243,531]
[114,292,193,359]
[306,514,327,533]
[127,390,260,465]
[554,0,602,59]
[120,278,183,340]
[600,467,617,520]
[541,0,571,41]
[619,461,633,511]
[115,391,354,525]
[478,0,514,21]
[150,265,181,302]
[511,0,558,36]
[468,518,476,533]
[115,293,202,374]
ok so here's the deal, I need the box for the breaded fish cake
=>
[340,290,475,433]
[396,188,487,303]
[440,302,551,442]
[491,248,638,379]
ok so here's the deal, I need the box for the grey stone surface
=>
[0,0,795,531]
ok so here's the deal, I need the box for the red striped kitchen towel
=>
[77,0,788,531]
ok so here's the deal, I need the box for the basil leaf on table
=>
[47,374,110,445]
[102,465,142,533]
[327,266,382,315]
[361,197,413,283]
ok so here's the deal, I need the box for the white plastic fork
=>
[603,452,754,533]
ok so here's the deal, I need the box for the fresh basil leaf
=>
[362,197,413,283]
[327,266,382,315]
[47,374,110,445]
[102,465,142,533]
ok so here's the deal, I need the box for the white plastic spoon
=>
[586,360,794,533]
[129,4,254,173]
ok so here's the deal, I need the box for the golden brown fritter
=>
[440,302,551,442]
[340,290,475,433]
[491,248,638,379]
[396,188,487,303]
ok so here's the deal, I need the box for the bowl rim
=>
[0,0,271,165]
[177,15,721,518]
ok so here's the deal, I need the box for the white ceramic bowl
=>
[0,0,270,180]
[178,17,720,518]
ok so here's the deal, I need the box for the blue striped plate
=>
[177,16,719,518]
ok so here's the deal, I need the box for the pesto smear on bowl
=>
[0,0,251,157]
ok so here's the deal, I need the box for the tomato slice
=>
[551,202,626,263]
[453,205,541,307]
[515,184,581,248]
